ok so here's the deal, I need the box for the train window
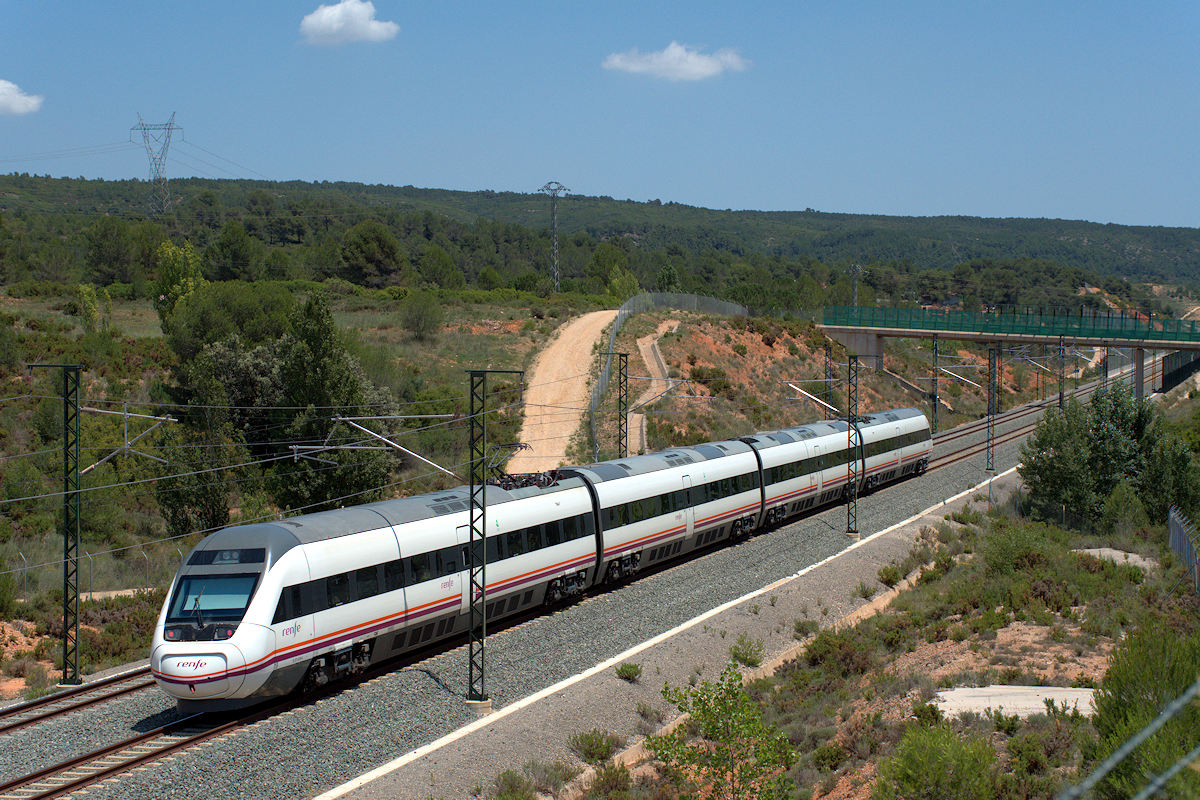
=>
[506,530,526,557]
[525,526,544,552]
[187,547,266,566]
[355,566,380,599]
[326,574,350,608]
[544,519,563,546]
[384,559,405,591]
[580,512,596,537]
[437,547,458,577]
[486,535,502,562]
[272,594,288,625]
[644,494,663,518]
[409,552,434,583]
[559,516,575,542]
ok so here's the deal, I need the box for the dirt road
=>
[629,320,679,455]
[506,309,619,473]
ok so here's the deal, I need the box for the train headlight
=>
[213,625,238,640]
[164,628,181,641]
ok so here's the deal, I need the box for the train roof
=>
[564,438,754,483]
[740,407,927,450]
[192,477,588,549]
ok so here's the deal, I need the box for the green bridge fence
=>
[823,306,1200,344]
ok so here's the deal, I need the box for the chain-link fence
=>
[1168,507,1200,607]
[587,293,748,461]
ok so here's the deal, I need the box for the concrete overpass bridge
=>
[819,306,1200,399]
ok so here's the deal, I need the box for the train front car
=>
[152,524,301,712]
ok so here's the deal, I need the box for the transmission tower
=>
[131,113,182,215]
[848,263,867,306]
[539,181,568,293]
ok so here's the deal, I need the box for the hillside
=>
[1,174,1198,297]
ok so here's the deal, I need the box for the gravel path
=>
[39,410,1032,800]
[508,309,619,473]
[629,320,679,455]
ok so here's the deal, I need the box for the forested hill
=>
[0,173,1196,311]
[361,186,1200,283]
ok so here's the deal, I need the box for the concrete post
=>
[1135,348,1145,400]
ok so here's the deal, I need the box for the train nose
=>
[156,652,236,699]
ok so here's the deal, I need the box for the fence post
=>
[142,549,149,591]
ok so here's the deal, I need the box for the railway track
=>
[0,360,1166,797]
[0,667,154,737]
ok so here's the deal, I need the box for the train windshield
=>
[167,573,259,624]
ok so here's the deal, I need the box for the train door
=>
[456,524,472,616]
[681,475,694,536]
[807,442,822,511]
[892,424,903,475]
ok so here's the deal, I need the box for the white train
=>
[152,408,931,710]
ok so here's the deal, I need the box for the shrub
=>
[793,619,819,639]
[729,633,764,668]
[493,769,536,800]
[522,760,578,795]
[615,662,642,682]
[873,724,996,800]
[855,580,875,599]
[647,664,794,800]
[586,763,631,797]
[0,569,15,617]
[806,630,875,677]
[877,564,902,588]
[1091,621,1200,798]
[568,728,624,764]
[399,290,444,340]
[813,741,846,771]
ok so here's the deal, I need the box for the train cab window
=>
[355,566,380,599]
[409,553,434,583]
[167,573,259,625]
[384,559,405,591]
[326,574,350,608]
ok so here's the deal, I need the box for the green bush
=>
[813,741,846,771]
[521,760,578,795]
[568,728,624,764]
[877,564,902,588]
[585,763,631,797]
[793,619,819,639]
[1091,621,1200,798]
[805,629,876,677]
[729,633,764,668]
[872,724,996,800]
[0,569,15,617]
[615,662,642,682]
[400,290,444,340]
[492,769,536,800]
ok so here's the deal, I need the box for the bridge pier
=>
[826,330,884,370]
[1135,348,1145,400]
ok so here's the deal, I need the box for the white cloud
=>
[602,41,749,82]
[0,80,43,115]
[300,0,399,45]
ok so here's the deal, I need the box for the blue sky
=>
[1,1,1196,227]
